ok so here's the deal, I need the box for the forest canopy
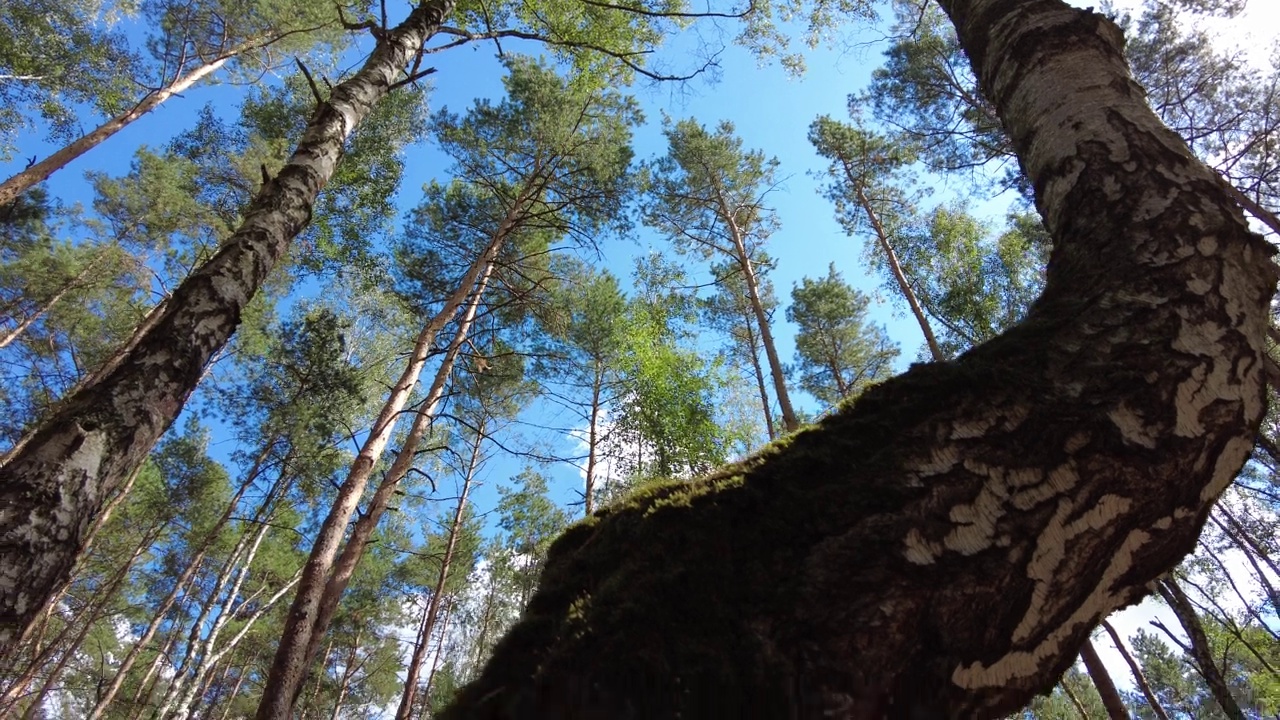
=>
[1,0,1279,718]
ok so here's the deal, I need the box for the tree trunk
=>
[1156,578,1246,720]
[742,315,778,440]
[718,198,798,433]
[396,422,484,720]
[0,29,303,207]
[302,259,494,671]
[438,0,1275,717]
[1078,638,1128,720]
[19,522,159,720]
[585,368,604,515]
[256,231,507,720]
[422,596,455,708]
[0,0,458,649]
[1100,619,1170,720]
[1061,679,1091,719]
[852,183,946,362]
[86,439,275,720]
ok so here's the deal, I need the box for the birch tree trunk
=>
[0,0,457,650]
[439,0,1276,716]
[86,440,275,720]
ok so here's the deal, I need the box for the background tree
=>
[786,263,898,408]
[644,118,801,432]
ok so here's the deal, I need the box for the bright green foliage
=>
[608,254,749,480]
[892,206,1049,356]
[0,0,138,157]
[786,263,897,407]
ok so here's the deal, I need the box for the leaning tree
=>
[436,0,1277,717]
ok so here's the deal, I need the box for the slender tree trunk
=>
[717,198,798,432]
[1061,679,1091,719]
[0,0,458,649]
[585,369,604,515]
[852,183,946,362]
[156,516,274,719]
[130,608,184,718]
[0,261,96,350]
[1212,511,1280,612]
[397,424,483,720]
[439,0,1275,716]
[86,440,275,720]
[1100,619,1170,720]
[742,316,778,440]
[303,258,493,665]
[214,660,250,720]
[161,514,281,720]
[0,31,295,206]
[19,522,159,720]
[256,236,504,720]
[1157,578,1247,720]
[422,596,454,710]
[327,630,361,720]
[1078,638,1128,720]
[167,570,300,720]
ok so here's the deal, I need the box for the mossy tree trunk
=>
[439,0,1275,717]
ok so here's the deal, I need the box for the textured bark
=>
[1156,579,1247,720]
[0,0,457,649]
[439,0,1275,717]
[1101,619,1170,720]
[1079,638,1127,720]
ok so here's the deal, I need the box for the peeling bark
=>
[0,0,457,649]
[439,0,1275,717]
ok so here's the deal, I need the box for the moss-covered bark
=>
[439,0,1276,717]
